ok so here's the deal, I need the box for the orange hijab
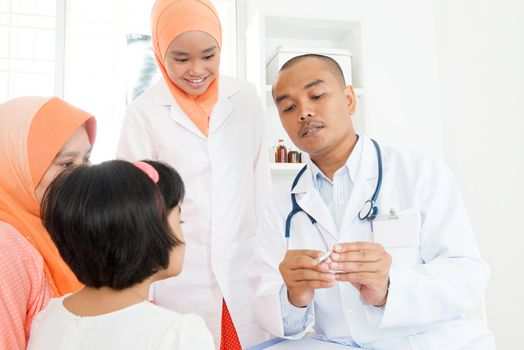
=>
[0,96,96,296]
[151,0,222,136]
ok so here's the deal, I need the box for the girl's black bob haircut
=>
[41,159,185,290]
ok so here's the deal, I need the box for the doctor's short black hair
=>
[41,159,185,290]
[278,54,346,88]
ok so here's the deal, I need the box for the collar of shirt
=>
[309,135,364,189]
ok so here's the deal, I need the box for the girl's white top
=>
[27,296,215,350]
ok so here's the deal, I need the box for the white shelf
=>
[269,162,306,175]
[270,163,304,169]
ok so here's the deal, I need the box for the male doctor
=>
[252,54,495,349]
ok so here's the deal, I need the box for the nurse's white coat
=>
[117,76,271,348]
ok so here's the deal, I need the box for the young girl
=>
[117,0,271,348]
[27,160,214,350]
[0,96,95,349]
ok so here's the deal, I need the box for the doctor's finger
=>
[296,280,336,290]
[290,268,336,283]
[283,254,330,272]
[333,242,385,254]
[330,249,387,263]
[282,250,323,269]
[285,249,326,260]
[334,272,385,285]
[328,260,383,273]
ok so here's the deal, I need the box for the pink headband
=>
[133,161,159,184]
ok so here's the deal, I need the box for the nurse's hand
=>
[279,249,336,308]
[328,242,391,307]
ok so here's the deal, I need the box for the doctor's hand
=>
[328,242,392,307]
[279,250,336,308]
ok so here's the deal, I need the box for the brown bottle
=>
[275,139,287,163]
[287,150,300,163]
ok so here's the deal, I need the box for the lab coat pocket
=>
[218,236,257,273]
[218,237,257,302]
[373,209,422,268]
[372,210,421,248]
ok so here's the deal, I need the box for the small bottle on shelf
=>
[275,139,287,163]
[287,149,300,163]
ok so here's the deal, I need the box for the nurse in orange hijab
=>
[0,96,96,349]
[117,0,271,348]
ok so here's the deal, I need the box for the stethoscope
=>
[284,139,383,247]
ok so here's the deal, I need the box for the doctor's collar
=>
[309,134,363,186]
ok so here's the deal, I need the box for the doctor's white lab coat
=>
[117,76,271,348]
[252,135,494,350]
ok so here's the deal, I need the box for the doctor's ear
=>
[345,85,357,115]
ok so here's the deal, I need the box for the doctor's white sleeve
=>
[378,158,489,329]
[116,104,157,161]
[279,285,315,337]
[252,195,315,339]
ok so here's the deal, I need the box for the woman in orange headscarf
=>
[0,96,96,349]
[117,1,271,348]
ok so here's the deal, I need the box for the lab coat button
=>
[345,308,356,320]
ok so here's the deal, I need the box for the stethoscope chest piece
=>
[358,199,378,221]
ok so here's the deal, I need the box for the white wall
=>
[241,0,524,346]
[435,0,524,347]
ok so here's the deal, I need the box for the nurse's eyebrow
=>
[201,46,217,54]
[56,147,93,158]
[170,46,217,55]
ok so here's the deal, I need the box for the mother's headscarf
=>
[0,96,96,296]
[151,0,222,136]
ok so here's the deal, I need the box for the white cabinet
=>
[245,12,366,179]
[266,46,353,86]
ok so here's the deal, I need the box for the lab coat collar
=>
[152,77,239,139]
[209,77,239,135]
[339,134,390,235]
[152,78,175,105]
[355,134,389,181]
[291,167,338,239]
